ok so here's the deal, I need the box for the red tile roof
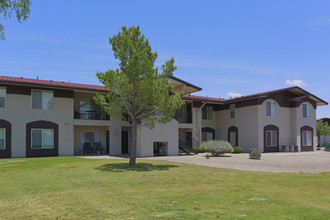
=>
[0,75,327,106]
[0,75,106,92]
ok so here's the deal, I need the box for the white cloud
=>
[226,92,242,98]
[285,79,306,87]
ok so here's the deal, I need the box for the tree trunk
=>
[129,119,137,167]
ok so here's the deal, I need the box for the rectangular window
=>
[266,101,276,116]
[0,128,5,149]
[32,90,54,110]
[153,142,168,156]
[266,130,277,146]
[230,104,235,119]
[202,106,213,120]
[302,104,311,118]
[302,131,312,146]
[0,87,6,108]
[31,129,54,149]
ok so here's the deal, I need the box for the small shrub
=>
[201,140,233,157]
[232,146,242,154]
[249,148,261,159]
[193,145,204,153]
[206,154,210,159]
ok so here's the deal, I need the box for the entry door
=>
[229,131,237,147]
[186,132,192,148]
[106,130,110,154]
[121,131,129,154]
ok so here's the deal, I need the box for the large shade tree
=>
[95,26,184,166]
[0,0,31,40]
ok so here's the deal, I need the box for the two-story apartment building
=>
[0,75,327,158]
[181,87,327,153]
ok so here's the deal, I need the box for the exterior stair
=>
[179,129,199,155]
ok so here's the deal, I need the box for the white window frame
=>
[0,128,6,150]
[0,87,6,108]
[302,131,312,146]
[302,103,312,118]
[31,90,54,110]
[266,101,276,116]
[230,104,235,119]
[31,129,54,149]
[202,106,213,120]
[266,130,277,147]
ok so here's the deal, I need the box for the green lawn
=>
[0,157,329,219]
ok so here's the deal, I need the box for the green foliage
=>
[317,120,330,136]
[94,26,184,166]
[249,148,261,159]
[0,0,31,40]
[193,145,204,153]
[201,140,233,157]
[205,153,210,159]
[232,146,242,154]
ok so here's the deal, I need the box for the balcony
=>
[74,106,109,120]
[175,103,193,124]
[177,113,192,124]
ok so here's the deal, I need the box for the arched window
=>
[0,119,11,158]
[302,103,312,118]
[264,125,279,152]
[26,121,58,157]
[202,127,215,142]
[301,126,313,151]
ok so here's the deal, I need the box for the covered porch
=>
[74,125,110,156]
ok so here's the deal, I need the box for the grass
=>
[0,157,329,219]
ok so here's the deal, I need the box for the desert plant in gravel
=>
[249,148,261,159]
[201,140,233,157]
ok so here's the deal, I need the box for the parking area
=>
[147,150,330,173]
[82,150,330,173]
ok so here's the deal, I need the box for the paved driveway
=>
[82,150,330,173]
[148,151,330,173]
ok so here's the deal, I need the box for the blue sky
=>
[1,0,329,118]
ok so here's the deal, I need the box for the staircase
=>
[179,129,199,155]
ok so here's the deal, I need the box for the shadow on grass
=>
[95,163,179,172]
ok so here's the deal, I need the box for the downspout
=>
[196,101,206,144]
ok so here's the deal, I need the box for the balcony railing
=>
[74,106,110,120]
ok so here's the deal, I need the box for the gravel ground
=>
[82,150,330,173]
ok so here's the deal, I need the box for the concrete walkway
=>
[81,150,330,173]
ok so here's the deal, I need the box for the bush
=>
[201,140,233,157]
[249,148,261,159]
[232,146,242,154]
[193,145,204,153]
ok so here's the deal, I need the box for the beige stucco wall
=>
[137,119,179,157]
[295,102,317,151]
[216,105,259,152]
[0,93,74,157]
[258,99,293,152]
